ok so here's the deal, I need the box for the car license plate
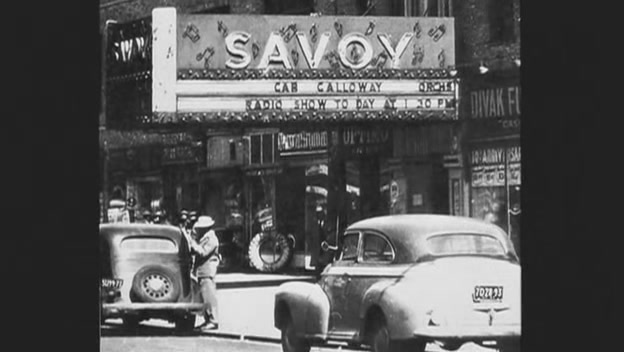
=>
[101,278,123,289]
[472,285,503,303]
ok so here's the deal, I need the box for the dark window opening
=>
[489,0,515,43]
[262,134,274,164]
[192,5,230,14]
[265,0,314,14]
[229,140,237,161]
[395,0,451,17]
[251,135,262,164]
[249,133,278,165]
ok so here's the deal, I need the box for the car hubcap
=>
[260,238,283,264]
[142,274,171,299]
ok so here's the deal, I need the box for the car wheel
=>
[175,315,196,333]
[131,265,181,303]
[281,316,310,352]
[370,321,391,352]
[369,320,424,352]
[248,231,293,273]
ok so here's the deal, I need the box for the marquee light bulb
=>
[478,62,489,74]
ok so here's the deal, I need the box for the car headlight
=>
[427,309,446,326]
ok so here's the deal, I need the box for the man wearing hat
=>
[186,215,220,331]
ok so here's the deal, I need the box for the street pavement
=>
[101,275,497,352]
[101,333,496,352]
[101,335,357,352]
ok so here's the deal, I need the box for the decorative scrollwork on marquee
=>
[143,110,457,126]
[176,68,453,80]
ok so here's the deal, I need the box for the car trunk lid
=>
[404,256,521,327]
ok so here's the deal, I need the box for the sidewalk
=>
[215,272,317,289]
[197,271,317,342]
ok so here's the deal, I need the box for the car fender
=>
[274,281,330,338]
[359,280,426,340]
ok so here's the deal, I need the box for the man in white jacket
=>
[185,216,220,331]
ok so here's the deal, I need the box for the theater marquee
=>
[151,8,458,123]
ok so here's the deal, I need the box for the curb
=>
[216,277,316,289]
[198,330,281,344]
[197,331,370,350]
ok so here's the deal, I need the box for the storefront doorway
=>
[343,157,392,226]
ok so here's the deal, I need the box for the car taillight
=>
[426,309,446,326]
[102,289,121,303]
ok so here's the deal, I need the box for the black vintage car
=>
[100,223,206,331]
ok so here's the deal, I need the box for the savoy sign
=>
[173,13,455,71]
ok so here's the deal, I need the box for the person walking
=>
[185,215,220,331]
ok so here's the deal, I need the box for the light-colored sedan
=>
[274,214,520,352]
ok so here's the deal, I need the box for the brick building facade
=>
[452,0,522,256]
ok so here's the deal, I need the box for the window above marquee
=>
[395,0,453,17]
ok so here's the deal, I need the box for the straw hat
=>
[193,216,215,228]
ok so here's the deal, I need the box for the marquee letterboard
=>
[151,8,458,123]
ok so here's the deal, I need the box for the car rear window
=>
[426,233,506,257]
[120,237,177,253]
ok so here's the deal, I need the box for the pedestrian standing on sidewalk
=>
[315,205,331,275]
[186,215,220,331]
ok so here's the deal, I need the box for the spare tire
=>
[248,232,293,273]
[131,265,181,303]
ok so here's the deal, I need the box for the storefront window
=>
[471,187,507,231]
[130,178,163,222]
[469,145,521,254]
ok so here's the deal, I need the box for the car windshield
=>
[426,233,506,257]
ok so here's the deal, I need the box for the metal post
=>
[505,147,511,236]
[102,140,110,223]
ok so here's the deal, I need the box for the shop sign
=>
[305,164,329,176]
[507,146,521,185]
[463,72,520,138]
[470,148,506,165]
[470,146,521,188]
[340,127,392,156]
[306,185,328,197]
[278,131,328,156]
[507,162,521,186]
[151,9,458,121]
[471,165,506,188]
[162,145,202,165]
[470,85,521,120]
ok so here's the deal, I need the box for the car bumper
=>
[102,302,207,316]
[413,325,521,340]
